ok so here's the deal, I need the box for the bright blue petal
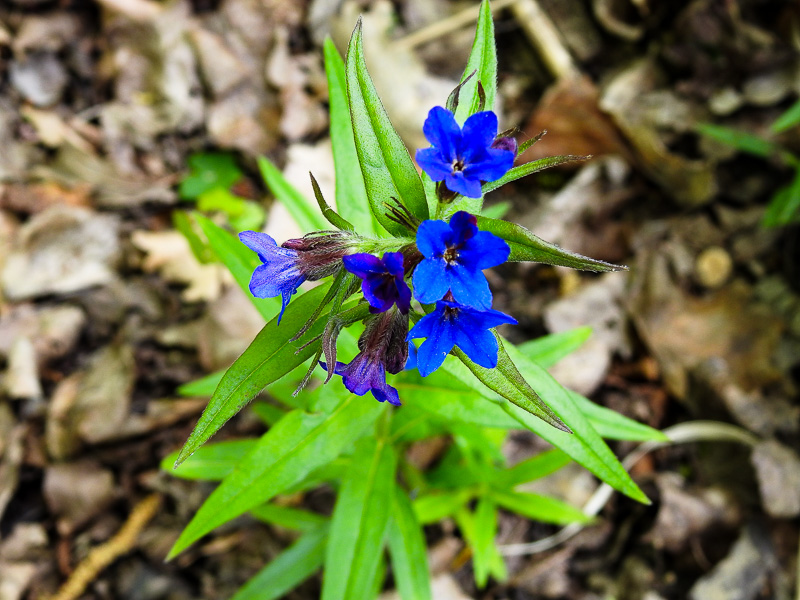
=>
[371,380,401,406]
[422,106,461,162]
[460,111,498,162]
[412,258,449,304]
[239,230,279,261]
[415,220,452,258]
[396,278,412,314]
[405,343,418,370]
[382,252,405,277]
[460,231,510,270]
[462,147,514,183]
[446,265,492,309]
[343,253,384,278]
[415,309,456,377]
[461,305,518,330]
[407,309,438,341]
[445,171,483,198]
[452,324,499,368]
[449,211,478,243]
[416,147,452,181]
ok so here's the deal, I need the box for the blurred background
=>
[0,0,798,598]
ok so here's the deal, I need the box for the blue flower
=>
[239,231,305,322]
[325,355,400,406]
[343,252,411,314]
[405,342,418,371]
[412,211,510,309]
[415,106,515,198]
[407,300,517,377]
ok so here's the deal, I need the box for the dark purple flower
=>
[407,299,517,377]
[324,309,409,405]
[343,251,411,314]
[412,211,509,309]
[240,230,354,322]
[415,106,515,198]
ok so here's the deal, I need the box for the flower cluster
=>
[241,106,519,404]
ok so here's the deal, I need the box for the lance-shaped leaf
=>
[323,38,380,236]
[174,284,331,467]
[441,349,649,504]
[161,440,257,481]
[452,339,570,433]
[476,215,627,271]
[489,489,590,525]
[258,156,328,232]
[517,326,592,368]
[481,155,588,194]
[168,389,382,558]
[346,19,428,235]
[388,486,433,600]
[453,0,497,124]
[492,448,571,488]
[230,523,329,600]
[322,436,397,600]
[249,503,328,533]
[310,172,354,231]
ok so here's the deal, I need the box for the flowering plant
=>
[165,3,666,597]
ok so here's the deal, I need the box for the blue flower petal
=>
[446,265,492,309]
[415,220,452,258]
[396,277,412,314]
[405,343,418,370]
[460,111,499,162]
[445,171,483,198]
[460,231,510,271]
[343,253,384,278]
[449,211,478,242]
[452,321,499,368]
[415,308,456,377]
[412,257,450,304]
[239,230,279,261]
[422,106,461,162]
[407,310,436,341]
[382,252,405,277]
[415,147,452,181]
[463,147,515,182]
[460,305,518,330]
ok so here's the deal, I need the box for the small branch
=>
[46,495,162,600]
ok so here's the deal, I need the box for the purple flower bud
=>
[491,135,517,155]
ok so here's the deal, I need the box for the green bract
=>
[167,2,666,597]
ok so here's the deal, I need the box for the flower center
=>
[451,159,465,173]
[443,246,459,264]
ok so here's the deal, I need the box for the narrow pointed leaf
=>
[481,155,588,194]
[493,448,571,488]
[161,440,257,481]
[453,0,497,124]
[249,504,328,533]
[517,326,592,368]
[174,284,331,467]
[258,156,328,232]
[413,489,473,524]
[771,99,800,133]
[322,436,397,600]
[169,390,382,558]
[441,349,649,504]
[568,390,667,442]
[177,370,224,397]
[476,215,627,271]
[489,489,591,525]
[452,342,570,433]
[230,523,329,600]
[388,486,433,600]
[323,38,379,235]
[763,170,800,227]
[346,20,428,234]
[310,172,354,231]
[195,214,279,320]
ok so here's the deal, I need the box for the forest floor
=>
[0,0,799,599]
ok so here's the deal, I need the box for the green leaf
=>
[493,448,571,488]
[453,0,497,124]
[169,390,382,558]
[172,210,213,263]
[161,439,257,481]
[387,486,433,600]
[762,170,800,227]
[696,122,777,158]
[322,436,397,600]
[257,157,328,232]
[323,38,380,236]
[441,347,649,504]
[453,339,570,433]
[230,523,328,600]
[345,20,429,234]
[516,327,592,368]
[180,152,242,199]
[413,489,473,524]
[309,172,354,231]
[482,155,588,195]
[772,99,800,134]
[568,390,667,442]
[173,284,331,468]
[177,370,224,397]
[476,215,627,271]
[195,214,279,321]
[490,489,590,525]
[457,499,506,588]
[480,200,512,220]
[249,503,328,533]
